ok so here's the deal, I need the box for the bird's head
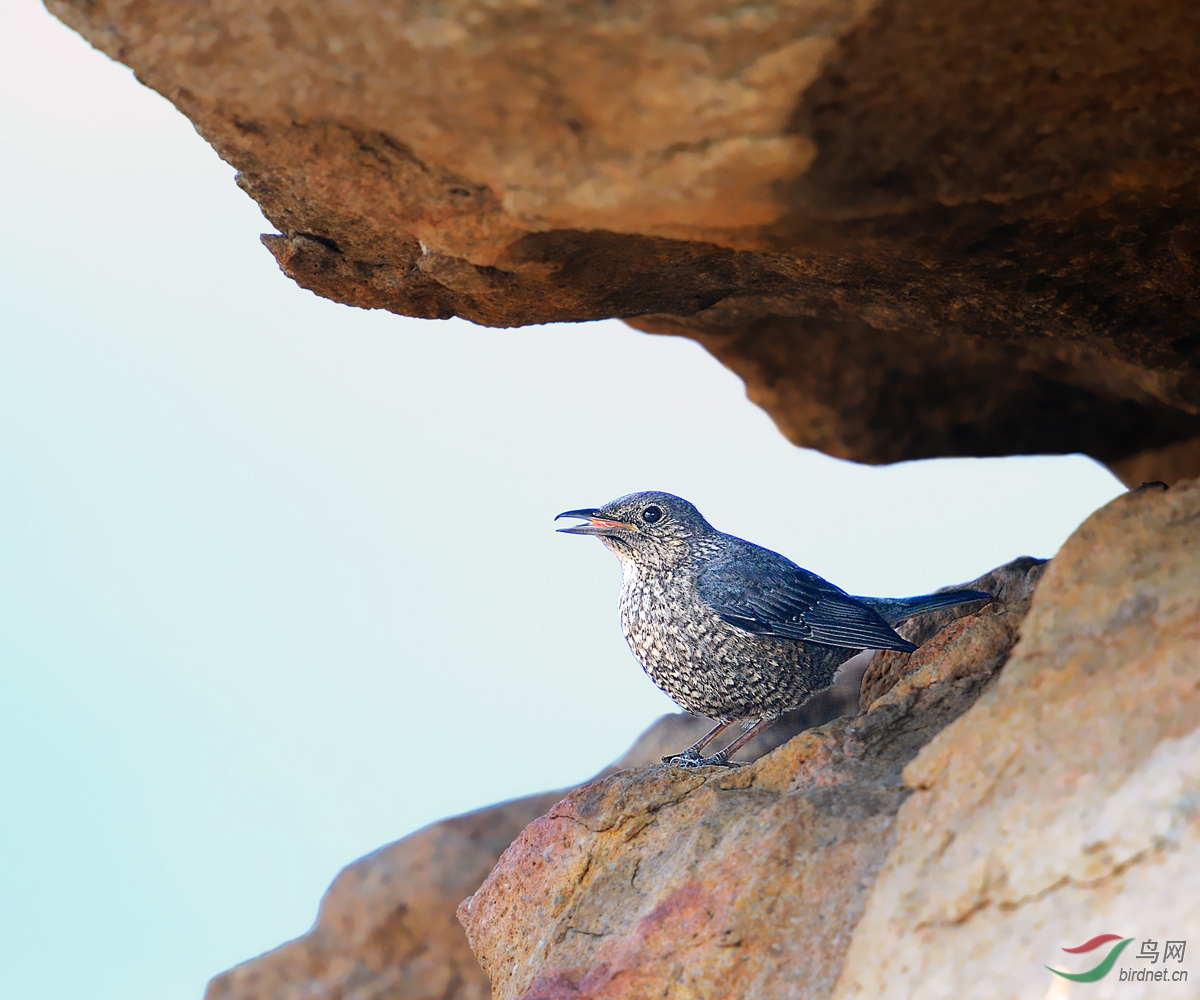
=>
[555,491,712,565]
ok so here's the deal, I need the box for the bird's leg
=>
[662,720,735,766]
[697,717,773,768]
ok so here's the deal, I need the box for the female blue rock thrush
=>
[557,491,991,767]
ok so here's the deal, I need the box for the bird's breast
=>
[618,566,719,669]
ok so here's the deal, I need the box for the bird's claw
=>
[662,749,743,769]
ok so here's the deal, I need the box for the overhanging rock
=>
[47,0,1200,480]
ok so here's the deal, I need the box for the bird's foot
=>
[662,748,743,769]
[696,749,745,768]
[662,747,705,767]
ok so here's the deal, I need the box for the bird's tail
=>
[858,589,992,627]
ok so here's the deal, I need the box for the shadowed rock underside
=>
[46,0,1200,481]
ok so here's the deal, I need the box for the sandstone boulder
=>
[202,697,864,1000]
[203,793,562,1000]
[859,555,1045,708]
[457,481,1200,1000]
[457,583,1034,998]
[833,479,1200,999]
[46,0,1200,479]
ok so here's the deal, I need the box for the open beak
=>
[555,508,638,535]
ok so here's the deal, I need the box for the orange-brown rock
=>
[46,0,1200,479]
[832,479,1200,999]
[204,793,563,1000]
[201,703,864,1000]
[859,556,1046,708]
[457,585,1033,999]
[458,482,1200,1000]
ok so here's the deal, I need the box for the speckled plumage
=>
[557,491,991,765]
[614,529,847,722]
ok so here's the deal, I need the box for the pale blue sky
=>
[0,5,1125,999]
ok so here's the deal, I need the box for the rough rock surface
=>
[858,556,1046,708]
[833,479,1200,999]
[203,793,562,1000]
[457,579,1033,999]
[47,0,1200,479]
[202,698,864,1000]
[614,653,873,767]
[458,483,1200,1000]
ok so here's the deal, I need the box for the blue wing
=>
[695,537,917,652]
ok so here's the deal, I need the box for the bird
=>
[556,491,991,767]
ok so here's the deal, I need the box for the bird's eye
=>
[642,505,664,523]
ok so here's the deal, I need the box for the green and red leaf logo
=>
[1047,934,1135,982]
